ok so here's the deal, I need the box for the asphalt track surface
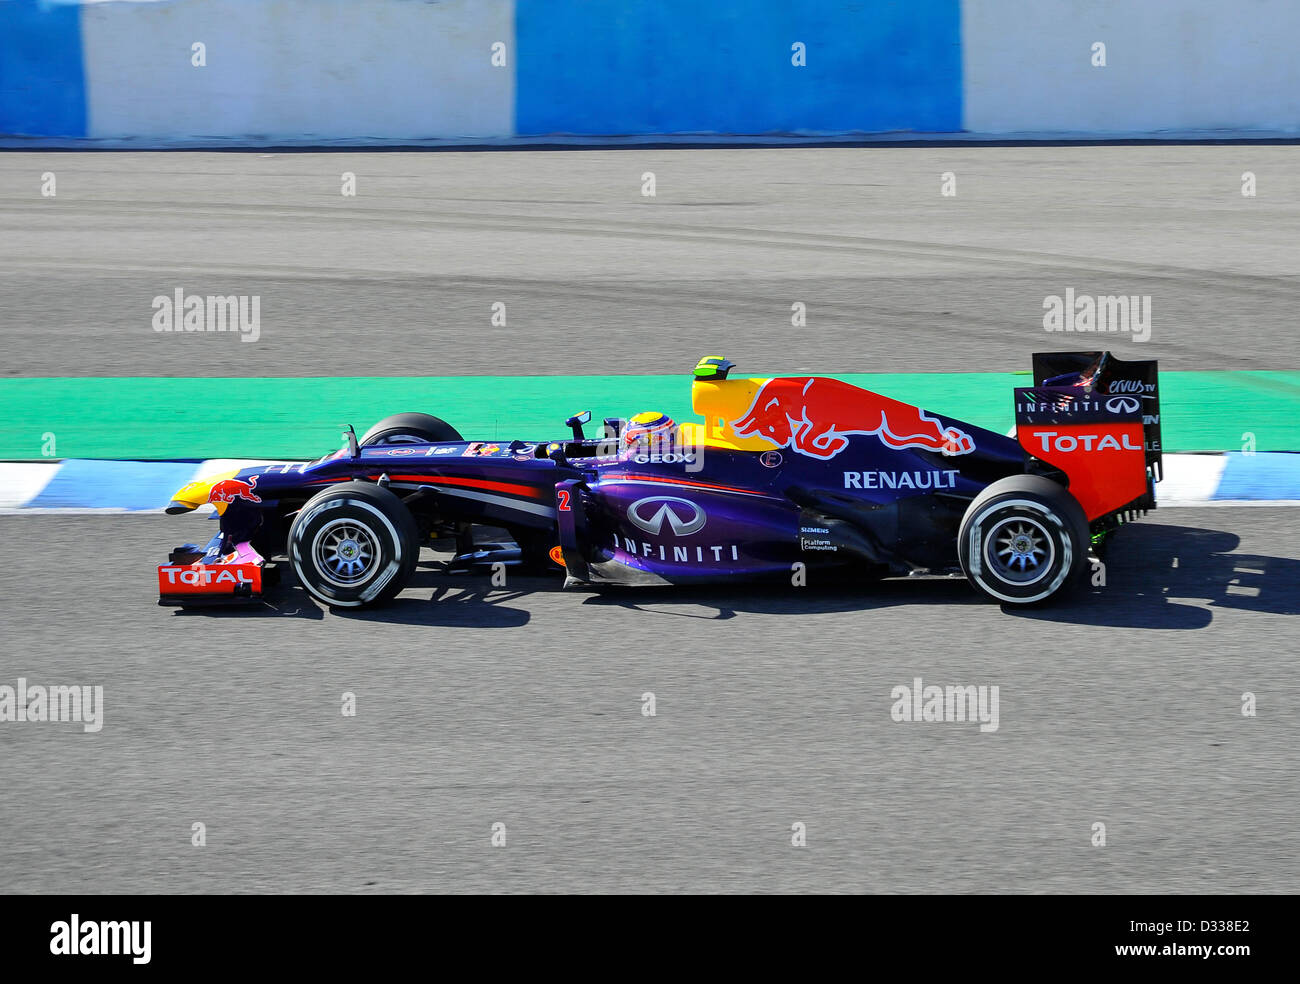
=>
[1,147,1299,377]
[1,148,1298,894]
[1,508,1297,894]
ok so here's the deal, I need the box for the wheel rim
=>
[312,519,379,587]
[984,516,1055,585]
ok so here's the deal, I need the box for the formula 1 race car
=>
[158,351,1161,609]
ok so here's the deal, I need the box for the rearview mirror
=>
[565,410,591,440]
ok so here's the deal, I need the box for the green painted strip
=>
[0,371,1295,460]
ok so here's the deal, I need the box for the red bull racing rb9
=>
[158,351,1161,609]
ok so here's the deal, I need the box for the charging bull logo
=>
[207,476,262,504]
[731,377,976,460]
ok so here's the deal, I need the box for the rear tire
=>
[958,475,1089,605]
[289,481,419,608]
[359,412,462,447]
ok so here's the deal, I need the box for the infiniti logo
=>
[627,496,707,536]
[1105,396,1140,414]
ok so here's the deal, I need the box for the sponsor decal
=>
[1016,395,1103,414]
[612,533,739,564]
[627,496,707,536]
[730,376,975,460]
[800,536,837,552]
[207,476,262,504]
[463,443,501,457]
[381,447,417,456]
[632,450,697,465]
[1016,386,1154,425]
[513,454,533,461]
[760,450,783,468]
[1033,432,1142,453]
[1104,396,1140,414]
[158,565,257,586]
[428,445,458,455]
[1099,377,1159,443]
[799,523,836,551]
[843,469,960,490]
[1100,378,1155,398]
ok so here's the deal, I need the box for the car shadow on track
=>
[320,565,536,628]
[579,522,1300,629]
[166,564,536,627]
[167,521,1296,629]
[1007,522,1300,629]
[168,594,327,620]
[576,575,980,620]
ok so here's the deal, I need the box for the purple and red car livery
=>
[158,352,1161,609]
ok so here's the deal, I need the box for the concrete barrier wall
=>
[81,0,513,141]
[514,0,961,136]
[1,0,1296,142]
[963,0,1300,133]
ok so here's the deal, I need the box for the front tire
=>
[958,475,1089,605]
[359,412,462,447]
[289,482,420,608]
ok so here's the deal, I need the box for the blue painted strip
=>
[0,0,87,138]
[27,460,199,510]
[1215,452,1300,500]
[516,0,961,136]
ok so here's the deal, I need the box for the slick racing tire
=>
[289,481,420,608]
[958,475,1089,606]
[359,412,462,446]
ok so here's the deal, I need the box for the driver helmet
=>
[622,411,676,454]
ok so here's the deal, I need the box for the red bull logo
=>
[730,377,976,460]
[207,476,263,504]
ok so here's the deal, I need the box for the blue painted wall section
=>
[516,0,962,135]
[0,0,86,138]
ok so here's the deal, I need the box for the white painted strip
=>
[191,459,291,480]
[0,462,60,509]
[1156,454,1229,507]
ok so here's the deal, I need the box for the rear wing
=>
[1014,351,1160,525]
[1030,351,1161,479]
